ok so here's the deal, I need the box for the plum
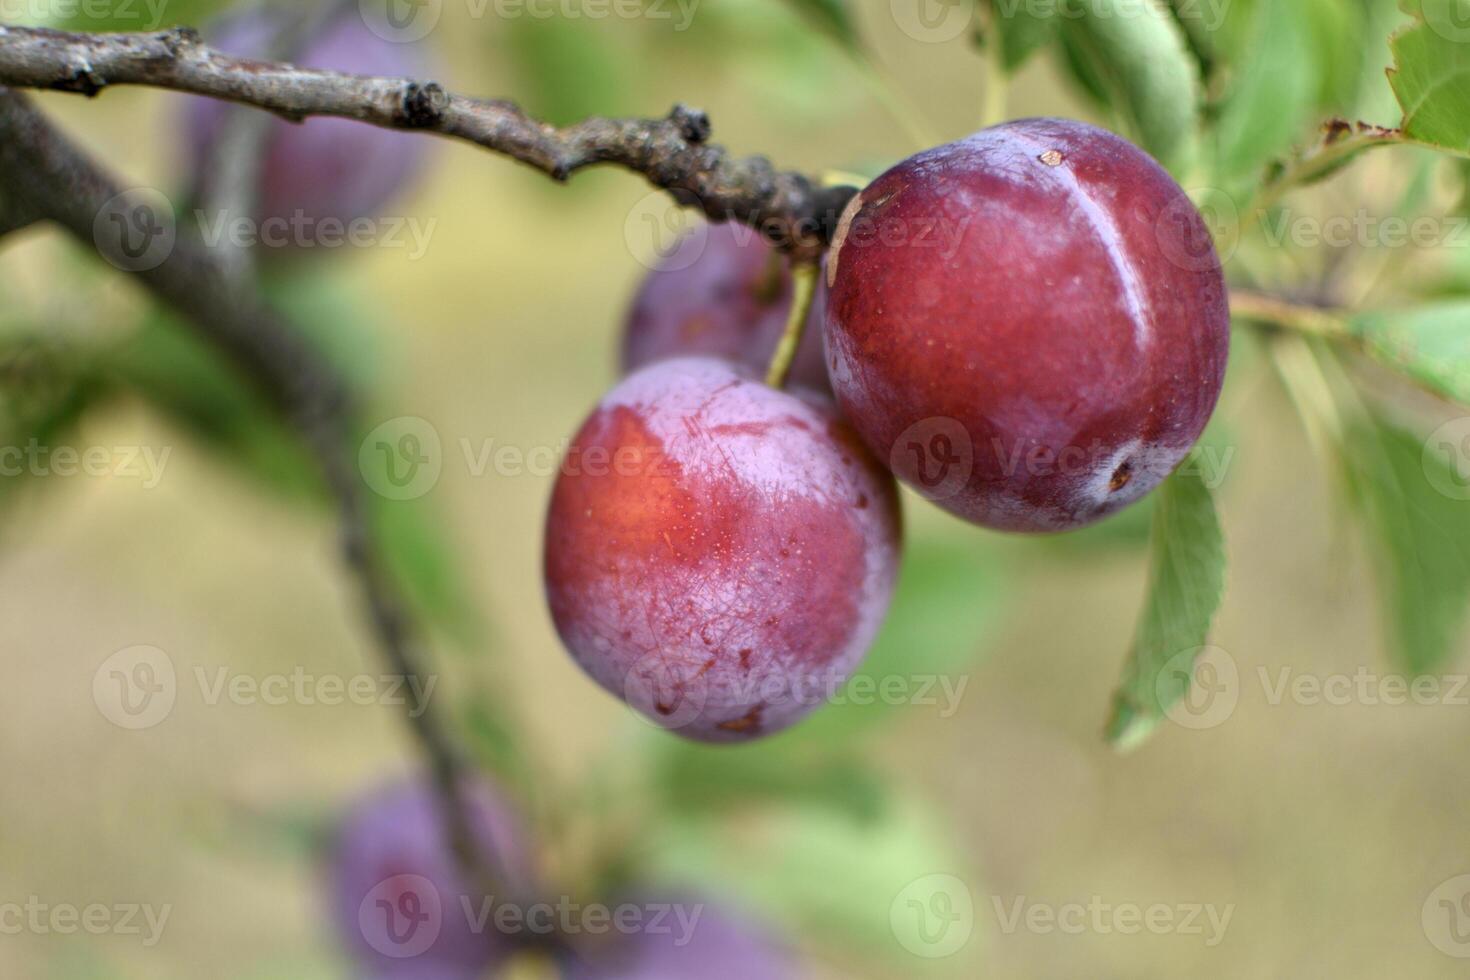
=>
[562,896,794,979]
[543,357,901,742]
[327,776,528,979]
[623,223,830,393]
[181,9,430,236]
[824,117,1229,532]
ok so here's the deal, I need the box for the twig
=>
[0,85,532,919]
[1246,122,1405,231]
[0,183,36,236]
[765,261,820,388]
[0,23,856,260]
[194,0,358,282]
[1229,289,1349,339]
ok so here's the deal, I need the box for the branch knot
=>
[400,81,447,128]
[669,103,710,144]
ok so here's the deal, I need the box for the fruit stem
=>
[765,260,820,389]
[1229,290,1348,340]
[980,8,1009,128]
[751,247,785,305]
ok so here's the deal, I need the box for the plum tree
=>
[543,357,901,742]
[327,777,527,979]
[561,896,793,979]
[180,9,430,237]
[623,223,830,392]
[825,117,1229,532]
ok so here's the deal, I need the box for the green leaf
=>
[652,737,889,823]
[259,271,382,397]
[112,307,479,646]
[107,310,321,499]
[1212,0,1319,180]
[1303,0,1369,111]
[779,0,863,50]
[1352,301,1470,406]
[1389,0,1470,153]
[784,534,1009,742]
[646,799,969,952]
[0,334,101,505]
[45,0,233,31]
[1161,0,1225,78]
[1341,412,1470,673]
[1056,0,1202,175]
[1105,467,1227,749]
[983,0,1058,71]
[366,490,483,649]
[503,16,636,127]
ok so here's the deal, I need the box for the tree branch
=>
[0,84,533,918]
[0,23,856,260]
[0,182,37,236]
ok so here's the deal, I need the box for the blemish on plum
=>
[1109,460,1134,492]
[717,704,764,733]
[1039,149,1065,167]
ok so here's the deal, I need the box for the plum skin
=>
[182,10,429,233]
[824,117,1230,532]
[622,223,830,393]
[327,777,529,979]
[561,895,794,979]
[543,357,901,742]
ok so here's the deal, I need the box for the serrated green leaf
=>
[1057,0,1202,175]
[1352,302,1470,406]
[1342,412,1470,674]
[1388,0,1470,153]
[1106,467,1226,748]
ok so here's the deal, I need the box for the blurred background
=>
[2,0,1470,976]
